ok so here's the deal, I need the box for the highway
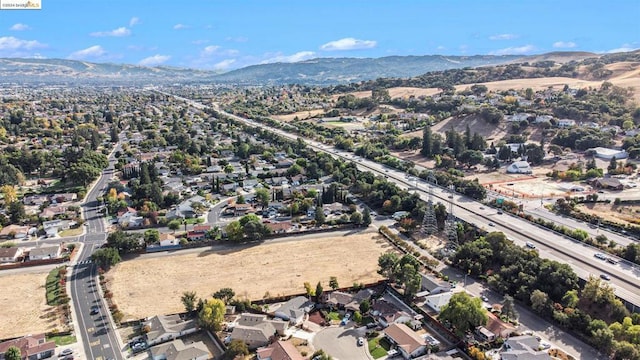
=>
[165,92,640,310]
[68,139,124,360]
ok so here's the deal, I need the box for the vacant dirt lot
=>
[0,272,58,339]
[577,203,640,227]
[109,232,392,319]
[272,109,325,122]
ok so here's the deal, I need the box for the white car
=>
[357,337,365,346]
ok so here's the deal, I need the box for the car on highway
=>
[606,257,618,264]
[600,273,611,281]
[594,253,607,260]
[525,242,536,249]
[497,210,503,214]
[488,222,495,227]
[481,296,489,302]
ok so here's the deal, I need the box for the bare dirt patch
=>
[109,232,391,319]
[0,272,58,339]
[387,87,441,99]
[272,109,326,122]
[576,202,640,227]
[429,115,508,142]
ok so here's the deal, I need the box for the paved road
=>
[68,140,125,360]
[164,93,640,310]
[312,326,370,360]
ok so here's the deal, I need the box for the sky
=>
[0,0,638,71]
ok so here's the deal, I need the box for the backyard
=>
[108,231,391,319]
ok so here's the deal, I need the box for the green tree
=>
[8,201,25,223]
[315,281,324,301]
[304,282,315,297]
[350,211,363,225]
[198,298,226,331]
[530,290,550,314]
[181,291,198,315]
[377,252,399,281]
[501,295,518,322]
[353,310,363,323]
[562,289,580,308]
[91,247,121,269]
[225,221,243,242]
[422,125,433,157]
[439,292,488,336]
[315,206,325,226]
[360,299,371,314]
[222,339,249,360]
[143,229,160,245]
[362,208,372,226]
[168,219,182,233]
[4,346,20,360]
[329,276,339,290]
[255,188,270,209]
[212,288,235,303]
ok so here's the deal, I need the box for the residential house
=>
[0,247,23,263]
[166,196,208,220]
[233,203,254,216]
[589,147,629,160]
[144,314,198,346]
[256,340,305,360]
[158,233,179,247]
[383,323,427,359]
[264,220,294,234]
[0,333,55,360]
[149,339,209,360]
[534,115,553,124]
[325,291,354,310]
[590,177,624,190]
[273,296,315,325]
[0,225,30,240]
[118,211,144,228]
[500,335,551,360]
[422,291,454,313]
[230,313,286,349]
[42,219,70,238]
[40,205,68,220]
[187,225,211,241]
[420,274,451,295]
[29,245,62,260]
[243,179,259,191]
[485,311,516,339]
[50,193,77,203]
[22,194,49,206]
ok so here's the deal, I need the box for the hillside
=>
[0,54,522,86]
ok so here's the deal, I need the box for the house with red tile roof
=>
[0,333,55,360]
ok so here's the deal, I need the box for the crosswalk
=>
[76,259,93,265]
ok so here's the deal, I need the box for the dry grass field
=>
[0,272,58,339]
[109,232,392,319]
[272,109,325,122]
[576,203,640,227]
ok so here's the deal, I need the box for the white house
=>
[144,315,198,346]
[29,245,62,260]
[158,233,179,247]
[150,339,208,360]
[589,147,629,160]
[273,296,314,326]
[423,292,453,313]
[0,247,23,263]
[535,115,553,124]
[42,219,70,238]
[506,161,532,174]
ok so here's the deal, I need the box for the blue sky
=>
[0,0,638,71]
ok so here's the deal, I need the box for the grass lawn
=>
[326,311,341,321]
[183,218,205,225]
[45,267,61,305]
[59,228,83,237]
[368,337,391,359]
[47,334,77,346]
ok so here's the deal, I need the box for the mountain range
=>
[0,52,599,86]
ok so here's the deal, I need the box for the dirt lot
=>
[576,202,640,227]
[272,109,325,122]
[109,232,391,319]
[0,271,58,339]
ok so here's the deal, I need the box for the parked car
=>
[90,305,99,315]
[357,337,365,346]
[60,349,73,356]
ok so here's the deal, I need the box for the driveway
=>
[312,326,370,360]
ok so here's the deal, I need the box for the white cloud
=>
[320,37,377,51]
[489,33,518,40]
[129,17,140,27]
[90,27,130,37]
[173,24,189,30]
[138,54,171,66]
[0,36,47,57]
[68,45,106,60]
[436,45,446,50]
[202,45,220,55]
[192,39,209,45]
[213,59,236,70]
[607,44,637,53]
[261,51,316,64]
[10,23,30,31]
[553,41,577,49]
[489,45,535,55]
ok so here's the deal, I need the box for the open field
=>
[577,202,640,227]
[272,109,325,122]
[402,115,509,143]
[0,272,58,339]
[109,232,391,319]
